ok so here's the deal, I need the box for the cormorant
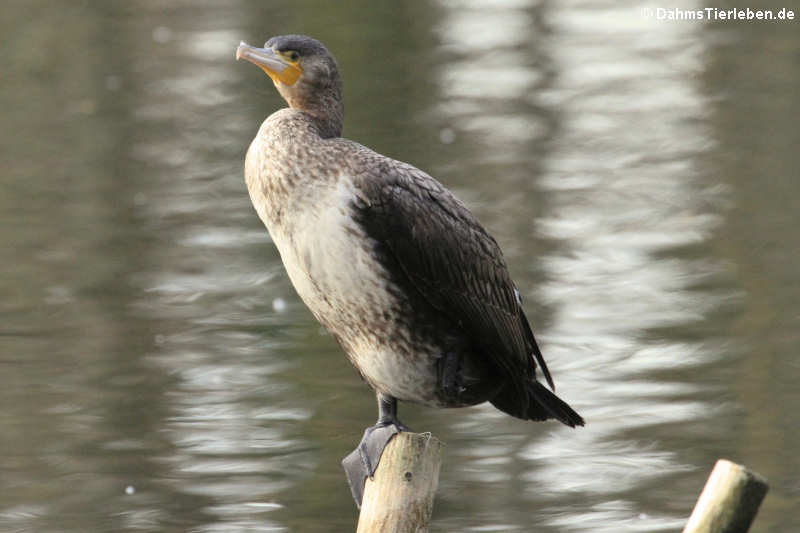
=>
[236,35,583,507]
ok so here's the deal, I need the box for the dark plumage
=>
[236,34,583,506]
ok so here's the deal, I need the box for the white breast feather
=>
[266,176,438,402]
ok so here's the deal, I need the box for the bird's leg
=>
[342,392,410,508]
[375,393,410,430]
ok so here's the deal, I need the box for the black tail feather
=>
[491,380,584,428]
[519,309,555,391]
[528,381,584,427]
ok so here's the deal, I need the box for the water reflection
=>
[529,1,726,530]
[127,6,318,531]
[431,0,730,531]
[2,0,798,532]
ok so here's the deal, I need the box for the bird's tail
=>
[491,380,584,428]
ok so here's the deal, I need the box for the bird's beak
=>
[236,41,302,86]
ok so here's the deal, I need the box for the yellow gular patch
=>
[259,62,302,86]
[276,62,302,86]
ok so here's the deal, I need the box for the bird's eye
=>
[289,51,300,61]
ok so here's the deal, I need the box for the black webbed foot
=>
[342,422,399,507]
[342,394,410,508]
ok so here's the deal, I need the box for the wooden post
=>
[683,459,769,533]
[356,432,443,533]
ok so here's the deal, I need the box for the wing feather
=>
[354,163,554,406]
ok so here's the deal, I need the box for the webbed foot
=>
[341,394,410,508]
[342,423,400,507]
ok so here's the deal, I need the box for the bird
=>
[236,34,583,507]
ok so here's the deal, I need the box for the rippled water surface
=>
[2,1,799,532]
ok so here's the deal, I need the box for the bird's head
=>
[237,34,343,135]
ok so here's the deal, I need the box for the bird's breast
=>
[261,175,440,403]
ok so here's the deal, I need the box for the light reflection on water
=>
[1,0,798,532]
[431,0,729,531]
[529,1,724,530]
[127,9,317,530]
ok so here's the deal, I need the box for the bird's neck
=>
[285,86,343,139]
[302,104,343,139]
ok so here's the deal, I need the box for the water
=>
[2,1,798,531]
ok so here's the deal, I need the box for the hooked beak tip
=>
[235,41,247,61]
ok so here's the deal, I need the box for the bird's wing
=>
[353,160,554,403]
